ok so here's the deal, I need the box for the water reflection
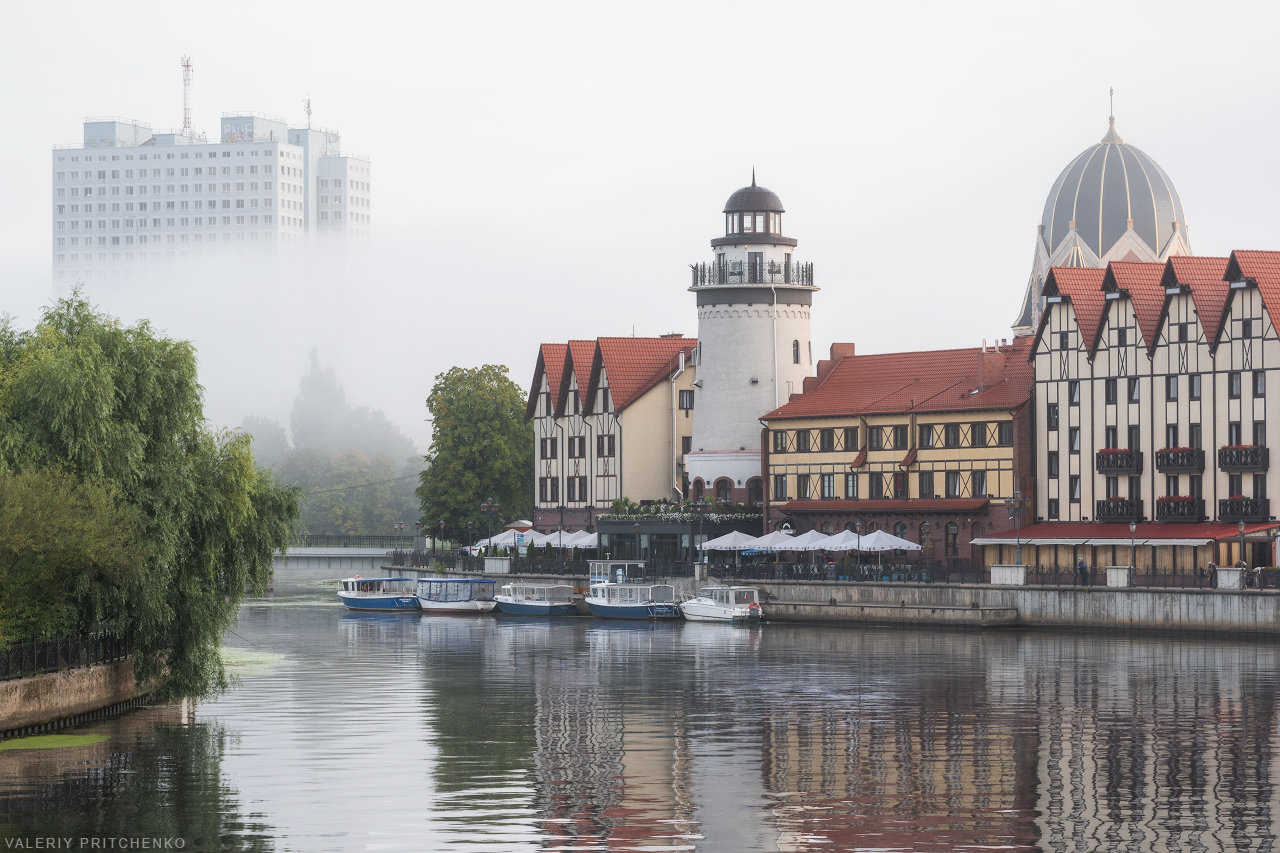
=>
[1,570,1277,852]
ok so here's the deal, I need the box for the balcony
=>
[1095,449,1143,474]
[1218,497,1271,522]
[1218,445,1269,471]
[1155,448,1204,474]
[1155,497,1205,522]
[1095,498,1144,522]
[689,260,815,288]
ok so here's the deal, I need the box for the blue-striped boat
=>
[584,581,680,620]
[494,583,581,617]
[336,577,420,611]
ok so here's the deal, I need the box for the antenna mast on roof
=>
[181,56,193,133]
[304,95,312,130]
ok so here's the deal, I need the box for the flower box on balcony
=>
[1218,496,1271,522]
[1155,495,1205,522]
[1095,498,1143,521]
[1218,445,1269,471]
[1095,449,1143,474]
[1155,447,1204,473]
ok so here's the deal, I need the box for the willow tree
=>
[417,365,533,541]
[0,294,299,698]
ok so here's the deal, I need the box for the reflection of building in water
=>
[1021,638,1280,852]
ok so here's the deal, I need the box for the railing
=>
[709,562,987,585]
[1096,450,1143,473]
[1155,498,1205,522]
[1155,448,1205,473]
[689,261,815,288]
[1218,497,1271,522]
[305,534,418,549]
[1022,566,1225,589]
[1095,498,1144,521]
[1,630,133,682]
[1219,446,1270,471]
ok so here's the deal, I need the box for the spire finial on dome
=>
[1102,87,1124,143]
[751,167,756,187]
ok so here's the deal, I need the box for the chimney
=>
[978,348,1006,390]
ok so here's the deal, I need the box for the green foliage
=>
[240,414,290,470]
[289,349,417,460]
[417,365,533,540]
[0,294,299,699]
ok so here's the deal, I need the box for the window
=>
[893,472,906,498]
[681,436,691,454]
[773,474,788,500]
[1116,327,1127,347]
[1128,425,1140,451]
[796,430,811,452]
[1166,424,1179,448]
[972,470,987,497]
[1069,475,1081,503]
[1178,323,1188,343]
[1106,476,1119,499]
[844,427,859,451]
[795,475,810,500]
[1048,498,1060,519]
[1059,331,1069,350]
[1189,474,1202,499]
[1048,451,1059,478]
[1069,381,1080,406]
[944,522,959,557]
[1228,422,1242,446]
[715,479,732,503]
[747,478,763,505]
[1229,372,1241,399]
[593,434,615,458]
[540,437,558,459]
[1190,373,1201,400]
[868,475,883,499]
[1166,375,1178,401]
[1165,474,1178,497]
[1047,403,1059,431]
[1069,427,1081,453]
[567,436,586,458]
[893,425,908,449]
[919,424,934,448]
[970,423,987,447]
[819,428,834,452]
[1242,318,1254,339]
[869,429,884,451]
[1254,473,1267,500]
[1105,426,1118,449]
[1128,475,1140,498]
[792,340,800,365]
[1189,423,1202,449]
[1128,378,1140,403]
[678,389,694,410]
[772,431,787,453]
[1254,371,1266,398]
[944,423,960,447]
[997,422,1013,446]
[844,473,858,499]
[820,473,835,499]
[1254,421,1267,447]
[919,471,934,498]
[945,471,961,498]
[1105,378,1117,405]
[1229,473,1243,498]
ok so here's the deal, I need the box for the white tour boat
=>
[679,587,763,622]
[416,578,498,613]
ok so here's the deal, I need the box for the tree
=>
[240,414,291,470]
[417,365,533,541]
[0,294,299,698]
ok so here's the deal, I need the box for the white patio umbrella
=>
[746,530,796,551]
[818,530,866,552]
[699,530,760,551]
[566,530,598,548]
[859,529,922,551]
[787,530,836,551]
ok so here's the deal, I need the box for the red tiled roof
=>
[763,338,1032,421]
[1103,261,1166,353]
[1162,256,1230,346]
[979,521,1278,542]
[782,499,990,514]
[1226,250,1280,344]
[555,339,598,414]
[524,343,567,422]
[1037,267,1107,357]
[590,336,696,413]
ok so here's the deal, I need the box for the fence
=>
[1023,565,1280,590]
[1,630,134,682]
[710,562,987,584]
[304,534,417,549]
[387,551,695,580]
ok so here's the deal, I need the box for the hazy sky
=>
[2,1,1277,450]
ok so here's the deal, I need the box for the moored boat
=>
[680,586,763,622]
[336,577,420,611]
[494,583,580,617]
[584,581,680,620]
[416,578,498,613]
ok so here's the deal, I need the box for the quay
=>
[378,563,1280,634]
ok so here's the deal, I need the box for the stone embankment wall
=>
[0,660,143,734]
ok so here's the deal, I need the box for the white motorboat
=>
[679,586,763,622]
[416,578,497,613]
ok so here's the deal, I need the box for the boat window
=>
[734,590,753,605]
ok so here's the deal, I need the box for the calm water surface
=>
[2,569,1277,852]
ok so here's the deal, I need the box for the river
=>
[1,568,1277,851]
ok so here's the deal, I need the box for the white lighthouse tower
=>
[687,176,817,505]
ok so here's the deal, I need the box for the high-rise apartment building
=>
[51,112,370,285]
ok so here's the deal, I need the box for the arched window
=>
[845,521,859,533]
[715,478,733,503]
[894,522,908,556]
[747,478,764,506]
[972,521,984,540]
[821,522,832,534]
[945,521,959,557]
[692,479,704,501]
[792,340,800,364]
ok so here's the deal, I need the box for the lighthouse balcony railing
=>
[690,261,814,288]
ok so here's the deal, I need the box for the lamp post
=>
[1009,490,1030,567]
[467,521,474,556]
[1239,519,1246,568]
[921,521,933,580]
[854,521,864,579]
[634,521,642,562]
[480,498,500,555]
[1129,520,1137,570]
[692,498,708,567]
[437,520,445,556]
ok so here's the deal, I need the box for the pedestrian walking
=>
[1076,557,1090,587]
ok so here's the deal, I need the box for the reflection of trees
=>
[0,704,273,850]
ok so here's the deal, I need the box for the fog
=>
[3,0,1279,450]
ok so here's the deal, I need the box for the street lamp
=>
[1009,490,1030,567]
[480,498,500,555]
[437,520,445,556]
[921,521,933,577]
[467,521,474,555]
[1129,520,1137,570]
[634,521,642,562]
[692,498,708,566]
[1239,519,1246,568]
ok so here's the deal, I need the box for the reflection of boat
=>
[494,583,580,617]
[680,587,763,622]
[336,577,420,611]
[416,578,497,613]
[584,582,680,620]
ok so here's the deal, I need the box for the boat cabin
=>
[589,583,675,604]
[500,583,574,604]
[700,587,758,607]
[417,578,497,602]
[589,561,646,585]
[341,577,414,595]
